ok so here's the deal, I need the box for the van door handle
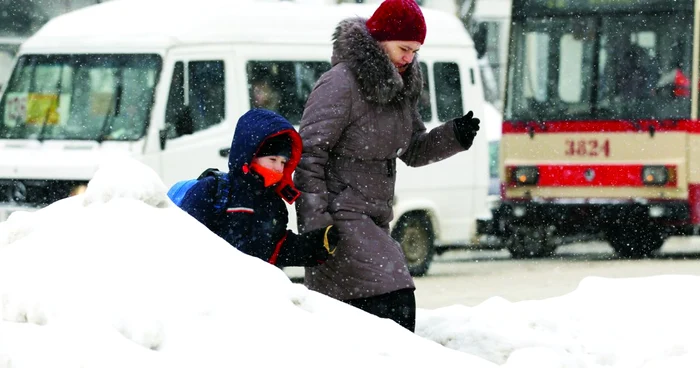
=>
[219,148,230,157]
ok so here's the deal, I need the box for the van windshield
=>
[0,54,161,141]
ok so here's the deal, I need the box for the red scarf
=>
[250,162,283,187]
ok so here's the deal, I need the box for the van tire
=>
[393,213,435,277]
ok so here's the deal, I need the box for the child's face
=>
[252,155,287,173]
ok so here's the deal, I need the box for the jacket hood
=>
[228,109,301,204]
[331,17,423,105]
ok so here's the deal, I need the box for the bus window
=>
[559,34,589,104]
[521,32,550,104]
[434,62,463,122]
[506,14,692,121]
[597,16,690,119]
[246,61,331,125]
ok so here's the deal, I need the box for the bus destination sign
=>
[513,0,693,16]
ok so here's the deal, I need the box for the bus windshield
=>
[505,13,692,121]
[0,54,161,141]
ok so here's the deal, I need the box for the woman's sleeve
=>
[294,66,353,232]
[400,100,466,167]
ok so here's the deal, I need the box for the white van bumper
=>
[0,204,38,222]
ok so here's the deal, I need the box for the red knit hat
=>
[366,0,427,44]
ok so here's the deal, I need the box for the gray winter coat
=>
[294,17,466,300]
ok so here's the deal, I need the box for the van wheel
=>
[393,213,435,277]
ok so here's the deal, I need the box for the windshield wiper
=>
[37,69,64,142]
[96,69,123,143]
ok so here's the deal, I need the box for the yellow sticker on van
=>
[26,93,59,125]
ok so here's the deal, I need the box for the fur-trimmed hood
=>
[331,17,423,105]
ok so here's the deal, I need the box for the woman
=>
[294,0,480,332]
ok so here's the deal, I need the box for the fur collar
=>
[331,17,423,105]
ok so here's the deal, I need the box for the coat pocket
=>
[328,185,354,214]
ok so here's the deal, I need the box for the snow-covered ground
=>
[1,157,698,368]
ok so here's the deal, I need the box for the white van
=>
[0,0,488,275]
[0,37,23,93]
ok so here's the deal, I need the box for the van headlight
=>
[508,166,539,186]
[70,184,88,196]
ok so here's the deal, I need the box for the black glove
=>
[322,225,339,255]
[452,110,480,149]
[302,225,339,264]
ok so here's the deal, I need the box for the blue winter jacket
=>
[179,109,330,266]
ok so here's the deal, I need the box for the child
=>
[180,108,337,266]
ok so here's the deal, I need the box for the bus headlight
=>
[642,166,668,186]
[509,166,539,186]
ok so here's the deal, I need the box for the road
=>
[414,237,700,309]
[286,237,700,309]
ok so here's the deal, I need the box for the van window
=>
[247,61,331,125]
[475,20,505,105]
[434,62,464,122]
[0,48,16,92]
[164,62,186,138]
[0,54,161,141]
[418,62,432,121]
[164,60,226,138]
[189,61,225,130]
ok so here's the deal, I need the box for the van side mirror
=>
[160,105,194,150]
[175,105,194,136]
[472,23,488,59]
[159,129,167,150]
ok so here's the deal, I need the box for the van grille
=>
[0,179,87,207]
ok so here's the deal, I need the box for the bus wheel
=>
[393,213,435,277]
[607,229,665,259]
[507,227,555,259]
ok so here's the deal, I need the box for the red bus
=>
[491,0,697,258]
